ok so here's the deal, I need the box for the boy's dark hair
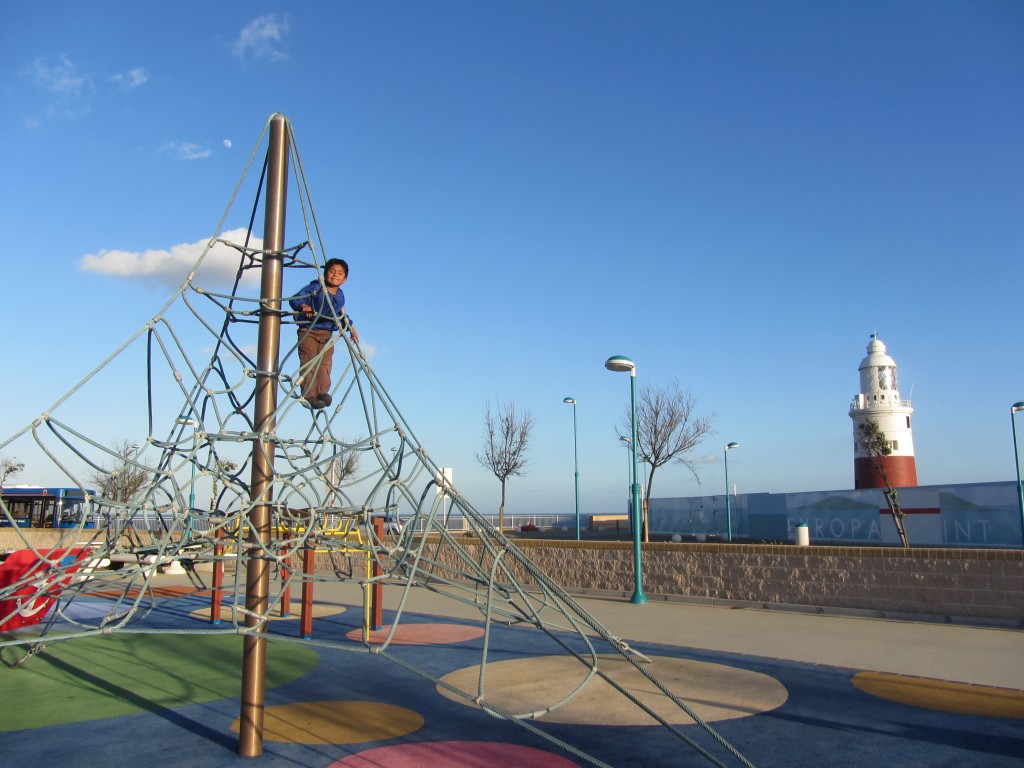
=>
[324,258,348,276]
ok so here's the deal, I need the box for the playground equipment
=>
[0,114,755,768]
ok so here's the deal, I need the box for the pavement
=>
[0,570,1022,767]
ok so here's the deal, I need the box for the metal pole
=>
[177,418,198,540]
[188,450,196,510]
[572,403,580,541]
[564,397,580,540]
[724,442,740,542]
[186,426,197,540]
[239,113,288,758]
[724,447,731,542]
[628,370,647,604]
[1012,403,1024,548]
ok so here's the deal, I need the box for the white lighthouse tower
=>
[849,334,918,489]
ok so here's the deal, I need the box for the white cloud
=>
[26,54,92,97]
[24,54,93,118]
[109,67,150,89]
[24,56,149,123]
[79,228,263,288]
[161,141,213,160]
[233,14,291,62]
[691,453,719,465]
[83,233,374,358]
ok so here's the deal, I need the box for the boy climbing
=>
[289,258,360,409]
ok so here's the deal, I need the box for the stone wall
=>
[432,539,1024,626]
[0,529,157,551]
[1,529,73,550]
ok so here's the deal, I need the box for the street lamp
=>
[604,355,647,605]
[177,418,198,540]
[724,442,740,542]
[563,397,581,541]
[1012,403,1024,548]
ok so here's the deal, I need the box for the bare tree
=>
[329,450,360,484]
[476,400,535,533]
[618,381,715,541]
[857,419,909,547]
[1,456,25,487]
[91,440,150,504]
[325,446,360,506]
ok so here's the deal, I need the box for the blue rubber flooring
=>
[1,591,1021,768]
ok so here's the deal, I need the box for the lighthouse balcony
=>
[849,396,911,414]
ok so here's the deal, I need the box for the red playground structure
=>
[0,548,93,632]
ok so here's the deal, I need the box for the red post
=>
[300,544,314,639]
[280,549,291,617]
[211,524,224,625]
[370,518,383,631]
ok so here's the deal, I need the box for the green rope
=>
[0,115,756,768]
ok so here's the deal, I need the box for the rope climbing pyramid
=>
[0,114,755,768]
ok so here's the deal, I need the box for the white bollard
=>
[795,523,810,546]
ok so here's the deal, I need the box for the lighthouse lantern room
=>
[849,334,918,489]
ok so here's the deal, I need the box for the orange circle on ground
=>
[90,585,211,599]
[438,654,787,725]
[852,672,1024,718]
[190,602,345,622]
[328,741,579,767]
[230,700,423,744]
[345,623,485,646]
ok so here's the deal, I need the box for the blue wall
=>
[648,481,1023,547]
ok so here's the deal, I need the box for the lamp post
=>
[605,355,647,605]
[724,442,740,542]
[1012,403,1024,548]
[177,418,198,540]
[563,397,581,541]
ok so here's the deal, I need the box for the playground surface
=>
[1,574,1022,768]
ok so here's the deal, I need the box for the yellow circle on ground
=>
[230,700,424,744]
[852,672,1024,718]
[438,654,787,725]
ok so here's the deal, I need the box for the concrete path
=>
[321,580,1024,689]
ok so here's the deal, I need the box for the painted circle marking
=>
[231,700,423,744]
[853,671,1024,718]
[439,654,787,725]
[328,741,580,767]
[190,602,345,622]
[345,623,485,645]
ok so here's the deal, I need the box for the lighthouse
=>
[849,334,918,489]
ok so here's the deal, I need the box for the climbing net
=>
[0,115,755,768]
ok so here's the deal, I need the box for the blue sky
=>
[2,1,1022,519]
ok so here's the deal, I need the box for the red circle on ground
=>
[345,623,484,645]
[328,741,579,767]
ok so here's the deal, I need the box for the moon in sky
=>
[223,139,232,148]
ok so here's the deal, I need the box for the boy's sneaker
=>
[318,393,333,407]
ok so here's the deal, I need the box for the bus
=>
[0,486,95,529]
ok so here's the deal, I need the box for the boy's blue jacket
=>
[289,279,350,331]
